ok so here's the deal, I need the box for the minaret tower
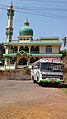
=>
[5,1,14,66]
[6,1,14,42]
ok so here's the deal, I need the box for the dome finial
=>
[10,0,13,7]
[9,0,13,9]
[11,0,12,5]
[24,17,29,26]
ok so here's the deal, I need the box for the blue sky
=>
[0,0,67,49]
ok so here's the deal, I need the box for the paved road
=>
[0,80,66,104]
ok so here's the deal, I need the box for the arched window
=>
[27,38,29,40]
[10,57,16,64]
[20,39,22,40]
[30,57,35,63]
[14,46,18,53]
[24,46,29,53]
[10,46,14,53]
[23,39,26,40]
[31,46,35,53]
[19,46,24,52]
[46,46,52,53]
[11,46,13,49]
[35,46,39,53]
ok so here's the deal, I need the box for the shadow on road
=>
[39,83,67,88]
[60,84,67,88]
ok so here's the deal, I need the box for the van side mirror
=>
[34,66,38,69]
[32,66,34,69]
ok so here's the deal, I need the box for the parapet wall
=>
[0,69,31,80]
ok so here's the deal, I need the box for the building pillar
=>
[18,46,20,53]
[29,46,30,54]
[27,46,31,66]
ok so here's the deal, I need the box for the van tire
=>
[56,82,61,88]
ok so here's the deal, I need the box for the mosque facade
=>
[3,2,62,69]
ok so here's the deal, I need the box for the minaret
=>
[6,1,14,42]
[5,1,14,66]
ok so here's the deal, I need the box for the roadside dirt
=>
[0,101,67,119]
[0,80,67,119]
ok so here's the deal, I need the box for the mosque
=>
[3,2,62,69]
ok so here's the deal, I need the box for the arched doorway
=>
[35,57,39,62]
[18,58,27,65]
[30,57,35,63]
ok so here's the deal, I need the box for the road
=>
[0,80,64,104]
[0,80,67,119]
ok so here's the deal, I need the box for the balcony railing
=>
[0,64,16,70]
[30,51,39,54]
[10,50,39,54]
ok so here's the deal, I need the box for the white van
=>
[31,58,64,84]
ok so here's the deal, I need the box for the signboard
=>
[39,58,62,63]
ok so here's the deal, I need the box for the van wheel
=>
[56,82,61,88]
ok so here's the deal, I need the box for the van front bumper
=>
[40,79,64,83]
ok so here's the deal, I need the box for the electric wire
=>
[14,6,67,12]
[0,4,67,20]
[20,0,67,3]
[0,4,67,11]
[15,9,67,20]
[1,4,67,12]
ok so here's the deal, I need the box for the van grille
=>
[42,74,63,80]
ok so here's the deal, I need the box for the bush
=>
[24,66,31,75]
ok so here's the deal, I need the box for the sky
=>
[0,0,67,50]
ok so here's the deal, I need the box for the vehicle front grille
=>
[42,74,63,80]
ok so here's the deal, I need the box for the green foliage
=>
[0,43,5,64]
[59,50,67,57]
[0,43,5,54]
[24,66,31,75]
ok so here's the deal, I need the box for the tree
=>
[0,43,5,64]
[62,37,67,47]
[59,49,67,58]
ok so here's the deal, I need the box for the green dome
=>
[19,20,33,36]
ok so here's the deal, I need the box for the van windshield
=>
[40,63,63,72]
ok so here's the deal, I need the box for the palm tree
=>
[63,37,67,47]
